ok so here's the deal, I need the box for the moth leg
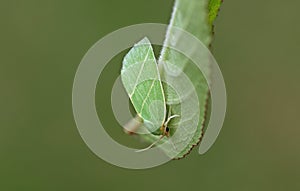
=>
[135,134,165,152]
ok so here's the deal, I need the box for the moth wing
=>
[121,37,166,133]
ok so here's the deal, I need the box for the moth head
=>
[163,114,180,137]
[163,126,170,137]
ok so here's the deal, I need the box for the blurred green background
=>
[1,0,299,190]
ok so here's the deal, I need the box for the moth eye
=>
[166,127,170,132]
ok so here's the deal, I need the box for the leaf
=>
[140,0,222,159]
[121,38,166,133]
[159,0,211,158]
[208,0,223,28]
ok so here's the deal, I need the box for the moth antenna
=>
[135,135,165,153]
[164,114,180,126]
[167,105,172,119]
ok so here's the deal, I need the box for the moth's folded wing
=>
[121,37,166,133]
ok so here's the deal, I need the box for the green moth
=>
[121,0,222,158]
[121,38,167,135]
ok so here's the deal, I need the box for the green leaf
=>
[159,0,211,158]
[141,0,222,159]
[208,0,223,27]
[121,38,166,133]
